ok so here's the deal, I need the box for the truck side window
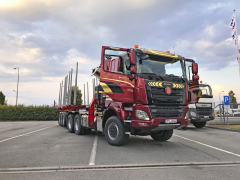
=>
[104,49,127,74]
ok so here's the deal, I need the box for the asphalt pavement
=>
[0,121,240,180]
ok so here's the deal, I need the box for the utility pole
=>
[14,67,19,106]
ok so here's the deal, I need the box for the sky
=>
[0,0,240,107]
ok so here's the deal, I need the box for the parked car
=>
[217,113,229,117]
[233,112,240,116]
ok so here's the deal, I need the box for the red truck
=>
[58,46,200,146]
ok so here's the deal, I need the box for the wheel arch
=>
[102,108,120,130]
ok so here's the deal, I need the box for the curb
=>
[0,161,240,173]
[205,125,240,132]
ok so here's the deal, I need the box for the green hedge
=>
[0,105,58,121]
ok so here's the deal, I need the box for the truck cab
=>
[188,84,215,128]
[93,46,199,145]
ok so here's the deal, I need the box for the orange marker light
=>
[134,45,139,48]
[200,81,202,83]
[166,51,170,53]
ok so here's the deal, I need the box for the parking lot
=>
[0,121,240,180]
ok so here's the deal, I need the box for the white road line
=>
[0,125,56,143]
[174,134,240,158]
[89,134,98,166]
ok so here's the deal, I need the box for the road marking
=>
[0,125,56,143]
[89,134,98,165]
[174,134,240,158]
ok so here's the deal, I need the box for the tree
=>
[0,91,6,105]
[70,86,83,105]
[228,90,238,109]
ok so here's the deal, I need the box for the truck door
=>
[99,46,135,103]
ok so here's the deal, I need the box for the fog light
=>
[138,123,148,126]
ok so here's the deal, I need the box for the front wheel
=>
[193,122,206,128]
[151,129,173,141]
[104,116,129,146]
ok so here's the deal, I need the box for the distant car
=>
[233,112,240,116]
[217,113,229,117]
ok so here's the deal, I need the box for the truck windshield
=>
[199,84,213,98]
[136,57,186,79]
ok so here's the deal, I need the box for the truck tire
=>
[193,122,206,128]
[150,130,173,141]
[60,114,64,127]
[104,116,129,146]
[67,114,75,133]
[62,113,67,127]
[59,113,62,126]
[74,114,86,135]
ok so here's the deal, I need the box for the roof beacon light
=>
[166,51,170,53]
[200,81,202,83]
[134,45,139,49]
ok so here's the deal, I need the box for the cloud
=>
[0,0,240,105]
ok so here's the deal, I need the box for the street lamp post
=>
[14,67,19,106]
[219,91,224,122]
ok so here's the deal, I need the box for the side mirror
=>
[125,60,130,70]
[192,74,199,81]
[130,51,136,65]
[131,66,136,74]
[192,63,198,74]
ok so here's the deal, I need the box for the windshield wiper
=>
[148,73,164,81]
[156,74,164,81]
[166,74,185,83]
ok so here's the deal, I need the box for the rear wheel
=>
[59,113,63,126]
[62,113,67,127]
[193,122,206,128]
[67,114,75,133]
[58,114,60,125]
[104,116,129,146]
[74,114,86,135]
[151,130,173,141]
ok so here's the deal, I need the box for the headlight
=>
[185,111,189,119]
[136,110,150,120]
[190,111,197,117]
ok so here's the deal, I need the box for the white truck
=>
[188,84,215,128]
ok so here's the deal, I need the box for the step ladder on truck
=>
[57,45,200,146]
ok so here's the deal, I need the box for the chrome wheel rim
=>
[107,122,119,141]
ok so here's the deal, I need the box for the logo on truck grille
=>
[165,86,171,95]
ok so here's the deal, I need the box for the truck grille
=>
[196,108,212,116]
[145,80,186,118]
[150,105,184,118]
[147,86,185,106]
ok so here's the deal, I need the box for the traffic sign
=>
[224,96,230,105]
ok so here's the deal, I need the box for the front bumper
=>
[189,108,215,122]
[131,105,189,131]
